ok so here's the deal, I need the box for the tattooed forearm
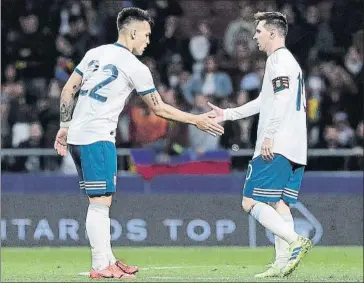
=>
[60,96,76,122]
[150,92,159,106]
[60,83,80,123]
[72,83,81,94]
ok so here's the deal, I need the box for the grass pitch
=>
[1,246,363,282]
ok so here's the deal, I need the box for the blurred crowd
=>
[1,0,363,172]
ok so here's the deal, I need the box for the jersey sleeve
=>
[130,64,156,96]
[269,60,290,94]
[264,57,293,138]
[74,50,92,77]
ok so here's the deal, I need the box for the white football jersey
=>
[67,43,156,145]
[254,47,307,165]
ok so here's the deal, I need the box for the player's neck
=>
[116,35,132,52]
[266,41,286,56]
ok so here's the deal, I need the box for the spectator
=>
[188,20,218,75]
[280,3,314,67]
[2,64,20,139]
[1,93,10,146]
[344,46,363,77]
[129,96,169,153]
[60,15,96,63]
[223,2,256,59]
[220,40,254,91]
[140,57,162,87]
[343,45,363,127]
[5,11,56,105]
[309,0,345,62]
[159,86,189,156]
[12,122,44,172]
[333,112,355,148]
[5,11,56,80]
[306,65,325,147]
[134,0,183,60]
[354,121,364,148]
[192,56,233,100]
[347,121,364,170]
[175,69,198,107]
[164,54,184,89]
[7,82,35,147]
[309,125,346,170]
[319,61,358,135]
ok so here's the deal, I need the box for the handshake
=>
[194,102,225,137]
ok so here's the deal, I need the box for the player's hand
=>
[261,137,274,161]
[195,113,224,136]
[207,101,224,123]
[54,128,68,156]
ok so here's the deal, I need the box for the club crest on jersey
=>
[272,76,289,93]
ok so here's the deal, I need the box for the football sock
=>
[250,202,298,244]
[105,216,117,265]
[274,213,294,268]
[86,203,112,270]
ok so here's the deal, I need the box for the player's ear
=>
[270,29,275,38]
[131,29,136,40]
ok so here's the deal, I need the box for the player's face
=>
[253,21,271,52]
[132,21,151,56]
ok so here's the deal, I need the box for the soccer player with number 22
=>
[54,7,224,279]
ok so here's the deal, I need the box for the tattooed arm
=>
[59,72,83,128]
[141,91,197,124]
[141,90,224,136]
[54,72,83,156]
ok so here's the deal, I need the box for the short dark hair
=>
[254,11,288,36]
[116,7,154,31]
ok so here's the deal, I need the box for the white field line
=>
[78,265,245,276]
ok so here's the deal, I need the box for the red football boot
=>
[89,264,136,279]
[115,260,139,274]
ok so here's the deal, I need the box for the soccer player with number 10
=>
[208,11,312,278]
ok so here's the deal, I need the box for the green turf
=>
[1,247,363,282]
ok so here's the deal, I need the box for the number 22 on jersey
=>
[80,64,118,102]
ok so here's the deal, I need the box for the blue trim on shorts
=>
[69,141,117,196]
[242,154,304,203]
[282,165,305,204]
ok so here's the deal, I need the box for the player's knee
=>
[275,199,291,213]
[268,201,278,209]
[241,197,255,213]
[88,194,113,207]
